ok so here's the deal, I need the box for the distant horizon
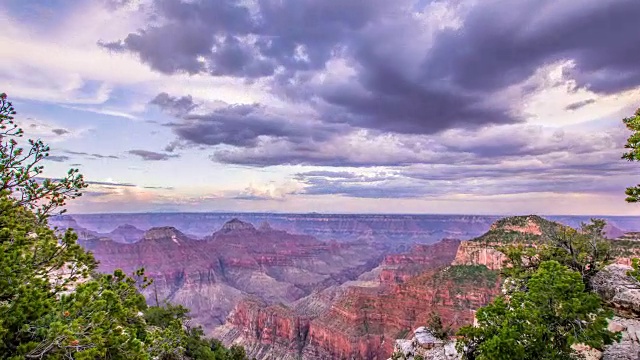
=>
[59,211,640,218]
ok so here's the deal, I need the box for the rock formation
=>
[390,327,459,360]
[589,264,640,359]
[380,239,461,284]
[109,224,145,243]
[216,238,500,359]
[591,264,640,318]
[53,213,640,359]
[451,215,554,270]
[451,242,508,270]
[78,219,385,332]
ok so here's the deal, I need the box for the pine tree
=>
[0,92,247,359]
[622,107,640,202]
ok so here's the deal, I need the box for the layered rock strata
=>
[79,219,385,332]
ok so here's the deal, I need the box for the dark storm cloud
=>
[211,144,442,167]
[98,0,258,75]
[51,128,70,135]
[150,93,197,115]
[420,0,640,95]
[151,96,343,148]
[437,125,626,159]
[100,0,390,77]
[103,0,640,137]
[565,99,597,111]
[128,149,179,161]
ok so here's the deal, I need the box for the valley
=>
[50,213,640,359]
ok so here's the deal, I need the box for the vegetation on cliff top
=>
[471,215,560,245]
[0,93,247,359]
[457,218,618,359]
[436,265,498,286]
[457,260,617,360]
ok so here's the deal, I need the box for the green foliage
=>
[492,215,545,229]
[436,265,498,286]
[426,312,451,341]
[473,215,560,245]
[628,258,640,282]
[457,261,618,360]
[0,93,86,222]
[144,304,249,360]
[622,107,640,202]
[499,219,612,289]
[0,193,99,357]
[0,93,246,359]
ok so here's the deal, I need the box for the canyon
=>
[75,218,385,330]
[50,213,640,359]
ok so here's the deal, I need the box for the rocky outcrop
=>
[302,264,498,358]
[591,264,640,318]
[603,317,640,360]
[390,327,459,360]
[108,224,145,243]
[142,226,190,243]
[219,218,257,233]
[225,299,310,354]
[452,216,560,270]
[584,264,640,359]
[380,239,461,284]
[617,232,640,241]
[451,242,508,270]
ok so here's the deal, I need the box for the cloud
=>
[85,180,136,187]
[16,118,82,143]
[63,150,120,159]
[230,182,295,201]
[105,0,640,138]
[45,155,71,162]
[51,128,70,135]
[152,94,343,148]
[6,0,640,214]
[565,99,596,111]
[295,171,361,179]
[143,185,174,190]
[128,149,179,161]
[149,92,197,115]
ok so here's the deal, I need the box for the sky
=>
[2,0,640,215]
